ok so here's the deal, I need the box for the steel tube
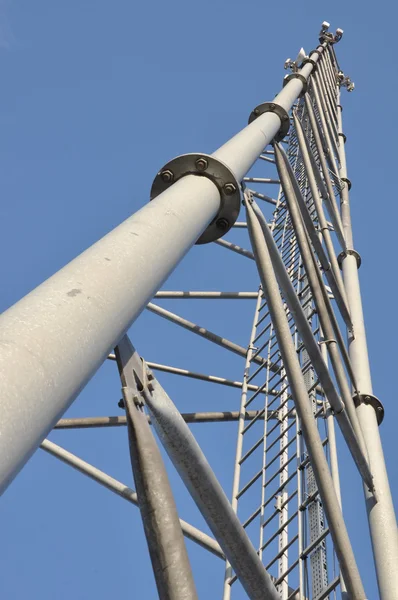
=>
[108,355,270,394]
[54,411,283,429]
[154,291,258,299]
[146,302,268,367]
[40,439,224,559]
[245,199,366,599]
[303,93,346,247]
[336,88,398,600]
[223,290,263,600]
[143,378,280,600]
[251,197,373,491]
[115,336,197,600]
[273,145,373,488]
[0,176,220,494]
[0,40,323,496]
[214,238,255,260]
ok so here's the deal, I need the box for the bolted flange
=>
[341,176,352,190]
[248,102,290,142]
[283,73,308,96]
[301,57,317,70]
[338,248,362,269]
[150,153,241,244]
[353,393,384,426]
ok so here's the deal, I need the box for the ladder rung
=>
[236,468,263,499]
[262,510,298,549]
[239,436,264,465]
[263,453,296,491]
[301,527,329,559]
[274,557,300,586]
[263,470,297,511]
[265,533,299,570]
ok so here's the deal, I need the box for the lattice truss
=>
[6,25,387,600]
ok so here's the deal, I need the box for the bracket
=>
[150,153,241,244]
[353,393,384,425]
[301,57,317,70]
[248,102,290,142]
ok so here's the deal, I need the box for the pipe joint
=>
[338,249,361,269]
[353,394,384,426]
[248,102,290,142]
[341,177,352,190]
[283,73,308,96]
[151,153,241,244]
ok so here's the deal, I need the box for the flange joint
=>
[150,153,241,244]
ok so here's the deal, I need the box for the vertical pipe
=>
[245,199,366,599]
[336,88,398,600]
[222,290,263,600]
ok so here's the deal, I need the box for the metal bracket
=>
[341,177,352,190]
[248,102,290,142]
[353,393,384,426]
[150,153,241,244]
[309,48,322,57]
[283,73,308,96]
[338,249,362,269]
[338,132,347,144]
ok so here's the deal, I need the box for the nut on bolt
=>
[224,183,236,196]
[195,157,208,171]
[161,169,174,183]
[216,218,229,231]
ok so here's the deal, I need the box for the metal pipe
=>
[223,290,263,600]
[154,291,258,299]
[146,302,268,367]
[293,113,348,307]
[273,144,373,486]
[276,140,352,330]
[251,196,373,491]
[143,377,280,600]
[311,75,339,176]
[108,354,270,394]
[40,439,224,559]
[214,238,255,260]
[115,335,197,600]
[0,42,323,495]
[336,88,398,600]
[303,93,346,247]
[244,199,366,599]
[54,410,285,429]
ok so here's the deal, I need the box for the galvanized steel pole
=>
[0,45,325,494]
[336,84,398,600]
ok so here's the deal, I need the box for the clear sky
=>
[0,1,396,599]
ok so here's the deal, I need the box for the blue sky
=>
[0,1,397,598]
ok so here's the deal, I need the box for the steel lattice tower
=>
[0,21,397,600]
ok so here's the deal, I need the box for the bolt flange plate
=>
[150,153,241,244]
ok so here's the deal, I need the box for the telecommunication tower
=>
[0,21,397,600]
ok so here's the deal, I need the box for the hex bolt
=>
[118,398,125,409]
[216,218,229,231]
[224,183,236,196]
[161,170,174,183]
[269,103,275,110]
[195,157,208,172]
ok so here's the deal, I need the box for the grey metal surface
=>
[114,335,197,600]
[245,198,366,598]
[335,81,398,598]
[40,439,224,558]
